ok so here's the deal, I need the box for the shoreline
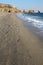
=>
[0,13,43,65]
[16,13,43,41]
[15,14,43,65]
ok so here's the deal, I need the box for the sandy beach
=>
[0,13,43,65]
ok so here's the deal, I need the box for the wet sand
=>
[23,20,43,41]
[0,13,43,65]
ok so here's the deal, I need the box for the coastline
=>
[0,13,43,65]
[15,13,43,65]
[16,13,43,41]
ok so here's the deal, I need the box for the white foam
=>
[17,13,43,29]
[26,17,42,23]
[26,17,43,29]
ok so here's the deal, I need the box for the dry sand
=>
[0,13,43,65]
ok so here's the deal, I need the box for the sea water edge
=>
[16,13,43,38]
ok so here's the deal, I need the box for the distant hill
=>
[0,3,19,13]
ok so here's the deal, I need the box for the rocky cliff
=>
[0,4,19,13]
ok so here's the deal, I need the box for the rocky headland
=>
[0,3,19,13]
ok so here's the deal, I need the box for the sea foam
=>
[26,16,43,29]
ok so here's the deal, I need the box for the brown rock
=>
[0,4,19,13]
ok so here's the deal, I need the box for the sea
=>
[17,13,43,29]
[16,13,43,38]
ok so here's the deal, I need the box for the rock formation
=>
[23,9,28,13]
[28,10,34,14]
[0,4,19,13]
[38,10,40,13]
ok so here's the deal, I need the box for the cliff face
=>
[28,10,34,14]
[0,4,19,13]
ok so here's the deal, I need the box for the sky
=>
[0,0,43,12]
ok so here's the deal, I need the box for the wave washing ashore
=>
[0,13,43,65]
[17,13,43,30]
[17,13,43,38]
